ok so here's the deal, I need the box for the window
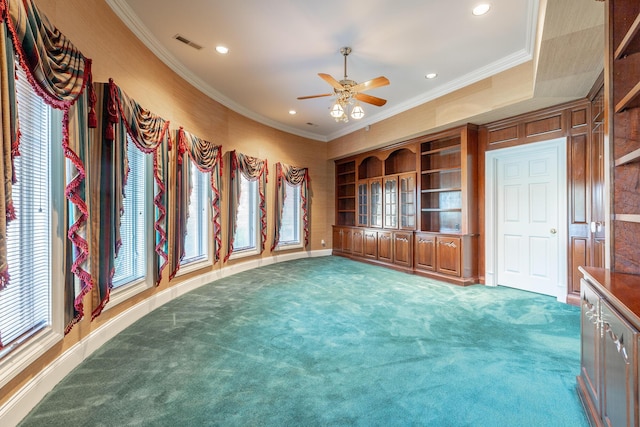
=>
[0,66,63,375]
[277,182,302,248]
[232,174,259,255]
[181,167,209,266]
[112,137,148,289]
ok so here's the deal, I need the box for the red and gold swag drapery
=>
[0,0,93,333]
[170,128,222,278]
[89,80,170,319]
[271,163,310,251]
[225,151,267,262]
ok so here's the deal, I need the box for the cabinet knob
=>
[550,228,557,234]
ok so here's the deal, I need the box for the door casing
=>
[485,138,568,302]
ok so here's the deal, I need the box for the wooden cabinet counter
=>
[578,266,640,427]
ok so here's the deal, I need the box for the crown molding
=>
[107,0,539,143]
[106,0,329,142]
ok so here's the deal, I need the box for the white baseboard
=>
[0,250,332,427]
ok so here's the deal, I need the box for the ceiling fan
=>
[297,47,390,122]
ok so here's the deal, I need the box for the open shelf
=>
[615,80,640,113]
[614,12,640,59]
[421,167,462,175]
[421,145,461,156]
[614,147,640,166]
[614,214,640,223]
[336,160,357,226]
[421,187,462,193]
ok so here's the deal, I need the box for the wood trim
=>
[484,99,589,150]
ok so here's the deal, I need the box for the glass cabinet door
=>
[357,181,368,226]
[370,179,382,227]
[400,174,416,229]
[384,177,398,228]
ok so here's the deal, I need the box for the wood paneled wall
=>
[479,91,604,305]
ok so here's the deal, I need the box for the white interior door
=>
[486,139,567,300]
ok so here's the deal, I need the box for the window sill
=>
[0,327,62,389]
[228,246,260,260]
[105,278,152,311]
[274,242,303,251]
[177,256,213,277]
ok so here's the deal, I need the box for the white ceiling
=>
[107,0,568,142]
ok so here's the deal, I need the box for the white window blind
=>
[0,68,52,356]
[182,166,209,264]
[233,174,258,252]
[112,137,147,288]
[279,182,301,246]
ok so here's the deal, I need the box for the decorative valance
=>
[170,127,222,278]
[0,0,93,330]
[108,79,170,283]
[89,80,170,319]
[271,162,310,251]
[225,151,267,262]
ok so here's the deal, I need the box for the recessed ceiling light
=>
[472,4,491,16]
[215,45,229,54]
[425,73,438,79]
[289,110,297,115]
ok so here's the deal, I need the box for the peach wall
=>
[0,0,332,407]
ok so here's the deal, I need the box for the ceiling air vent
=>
[173,34,203,50]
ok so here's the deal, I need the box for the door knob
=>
[550,228,557,234]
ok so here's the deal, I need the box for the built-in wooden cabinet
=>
[333,125,477,285]
[416,125,478,285]
[578,267,640,427]
[576,2,640,424]
[608,0,640,275]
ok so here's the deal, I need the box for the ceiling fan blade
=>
[351,76,390,93]
[318,73,344,90]
[297,93,333,100]
[355,92,387,106]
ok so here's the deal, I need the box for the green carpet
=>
[19,256,588,426]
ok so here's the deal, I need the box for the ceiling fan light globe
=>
[351,105,365,120]
[330,102,345,118]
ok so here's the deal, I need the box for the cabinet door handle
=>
[603,321,629,364]
[396,236,408,242]
[582,298,599,326]
[439,240,457,248]
[418,238,433,245]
